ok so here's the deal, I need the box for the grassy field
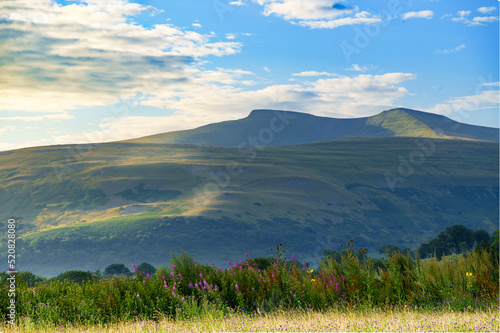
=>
[2,308,499,332]
[0,137,497,276]
[1,246,498,331]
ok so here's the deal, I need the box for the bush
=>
[52,270,95,285]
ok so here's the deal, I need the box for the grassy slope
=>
[0,138,498,276]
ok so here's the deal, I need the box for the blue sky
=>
[0,0,498,151]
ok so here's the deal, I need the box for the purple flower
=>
[199,273,203,278]
[173,286,176,290]
[235,284,239,289]
[181,297,185,301]
[292,255,295,260]
[142,280,145,284]
[195,283,198,288]
[178,273,182,278]
[162,276,166,280]
[147,273,150,278]
[249,267,252,271]
[172,265,176,270]
[164,284,168,288]
[239,266,243,270]
[137,294,140,298]
[189,283,193,287]
[170,272,174,276]
[228,260,231,266]
[245,253,249,258]
[210,261,214,265]
[193,260,196,263]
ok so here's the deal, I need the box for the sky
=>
[0,0,499,151]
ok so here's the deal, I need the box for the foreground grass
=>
[3,308,499,332]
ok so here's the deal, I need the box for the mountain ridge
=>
[124,108,499,146]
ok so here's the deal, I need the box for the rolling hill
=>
[0,136,498,276]
[124,108,499,146]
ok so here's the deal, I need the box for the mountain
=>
[124,108,499,146]
[0,137,497,276]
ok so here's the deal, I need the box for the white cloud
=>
[472,16,500,24]
[225,32,252,40]
[452,10,499,26]
[477,7,496,14]
[427,90,499,117]
[251,0,381,29]
[0,0,242,115]
[401,10,434,20]
[192,23,202,28]
[263,67,271,73]
[292,71,336,77]
[229,0,246,6]
[345,64,376,72]
[435,44,466,55]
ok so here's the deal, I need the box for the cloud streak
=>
[251,0,381,29]
[402,10,434,20]
[435,44,466,55]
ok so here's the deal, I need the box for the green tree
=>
[136,262,156,275]
[52,270,94,285]
[418,225,480,259]
[17,271,46,287]
[103,263,131,276]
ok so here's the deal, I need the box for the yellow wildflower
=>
[311,279,315,282]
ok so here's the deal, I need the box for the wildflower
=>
[178,273,182,278]
[189,283,193,288]
[249,267,252,271]
[181,297,185,301]
[466,272,473,277]
[143,280,145,284]
[292,254,295,260]
[162,276,166,280]
[311,279,316,282]
[235,284,239,289]
[199,273,203,278]
[228,260,231,266]
[147,273,150,278]
[194,260,196,263]
[245,253,249,258]
[164,284,168,288]
[172,264,176,270]
[170,272,174,276]
[210,261,214,265]
[173,286,176,290]
[308,269,313,274]
[137,294,140,298]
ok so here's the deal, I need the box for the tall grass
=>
[1,246,498,326]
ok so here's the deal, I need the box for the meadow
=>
[0,244,498,332]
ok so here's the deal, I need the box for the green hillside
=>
[124,108,499,146]
[0,137,497,276]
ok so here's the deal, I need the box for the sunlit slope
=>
[124,108,499,146]
[0,138,497,276]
